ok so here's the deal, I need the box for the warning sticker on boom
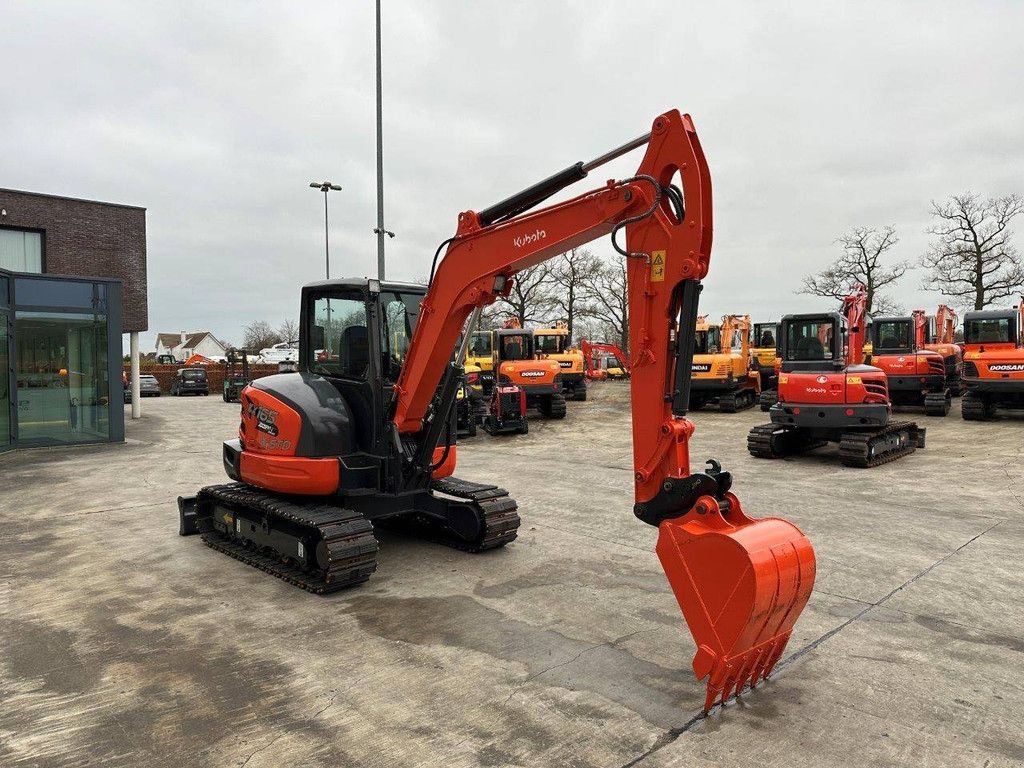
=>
[651,250,666,282]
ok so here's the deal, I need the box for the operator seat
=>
[794,336,824,360]
[341,325,370,378]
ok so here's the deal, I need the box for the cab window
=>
[500,333,531,361]
[380,291,422,382]
[535,334,566,355]
[875,320,911,350]
[694,327,721,354]
[786,320,834,361]
[309,296,369,379]
[965,318,1011,344]
[754,323,776,348]
[469,332,492,357]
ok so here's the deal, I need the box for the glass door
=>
[0,313,9,450]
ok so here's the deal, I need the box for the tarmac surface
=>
[1,383,1021,767]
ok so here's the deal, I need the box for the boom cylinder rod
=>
[477,131,653,227]
[582,132,652,173]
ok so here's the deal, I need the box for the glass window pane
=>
[15,310,109,445]
[965,318,1010,344]
[309,296,368,379]
[0,229,42,273]
[876,321,911,349]
[15,278,99,309]
[786,320,834,361]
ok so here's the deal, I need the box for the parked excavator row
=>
[748,285,927,467]
[178,110,816,713]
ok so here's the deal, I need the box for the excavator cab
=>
[961,304,1024,419]
[778,313,844,369]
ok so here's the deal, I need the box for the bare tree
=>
[495,263,556,326]
[920,193,1024,309]
[800,226,908,314]
[549,247,604,340]
[243,320,282,352]
[581,259,629,355]
[278,318,299,343]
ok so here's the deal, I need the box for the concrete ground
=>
[1,385,1021,768]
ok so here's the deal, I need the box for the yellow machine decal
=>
[651,250,666,282]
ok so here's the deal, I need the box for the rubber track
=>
[397,477,521,552]
[746,423,825,459]
[962,392,993,421]
[198,483,378,594]
[838,421,923,468]
[923,391,951,417]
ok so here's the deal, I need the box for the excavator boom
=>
[394,110,815,711]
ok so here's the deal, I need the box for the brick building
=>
[0,188,148,451]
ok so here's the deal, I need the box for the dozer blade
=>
[656,493,815,713]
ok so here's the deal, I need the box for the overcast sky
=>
[3,1,1023,349]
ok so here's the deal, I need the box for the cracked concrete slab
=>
[0,384,1020,767]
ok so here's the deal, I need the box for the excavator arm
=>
[394,110,815,712]
[842,284,869,365]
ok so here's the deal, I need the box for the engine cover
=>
[239,373,356,459]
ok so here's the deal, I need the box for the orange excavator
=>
[748,285,926,466]
[581,339,630,380]
[869,310,951,416]
[178,110,814,712]
[924,304,963,395]
[960,297,1024,419]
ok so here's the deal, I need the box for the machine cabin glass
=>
[535,333,567,355]
[468,331,492,358]
[694,326,722,354]
[784,319,838,361]
[753,322,777,349]
[307,288,425,383]
[874,320,912,351]
[497,332,533,361]
[964,316,1013,345]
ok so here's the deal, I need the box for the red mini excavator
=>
[924,304,963,395]
[869,310,951,416]
[581,339,630,380]
[748,285,926,466]
[178,111,814,712]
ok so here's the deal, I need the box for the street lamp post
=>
[309,181,342,279]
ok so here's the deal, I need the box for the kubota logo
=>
[816,376,828,384]
[805,387,827,394]
[513,229,546,248]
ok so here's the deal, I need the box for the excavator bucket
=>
[656,494,815,712]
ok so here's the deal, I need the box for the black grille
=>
[963,361,979,377]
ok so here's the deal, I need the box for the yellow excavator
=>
[465,330,495,396]
[690,314,761,412]
[534,322,587,401]
[751,321,780,411]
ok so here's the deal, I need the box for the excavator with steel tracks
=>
[748,285,926,467]
[177,110,815,712]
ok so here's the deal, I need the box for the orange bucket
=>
[656,492,815,712]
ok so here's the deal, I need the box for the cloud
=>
[1,0,1022,346]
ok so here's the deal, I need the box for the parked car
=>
[124,374,162,403]
[170,367,210,396]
